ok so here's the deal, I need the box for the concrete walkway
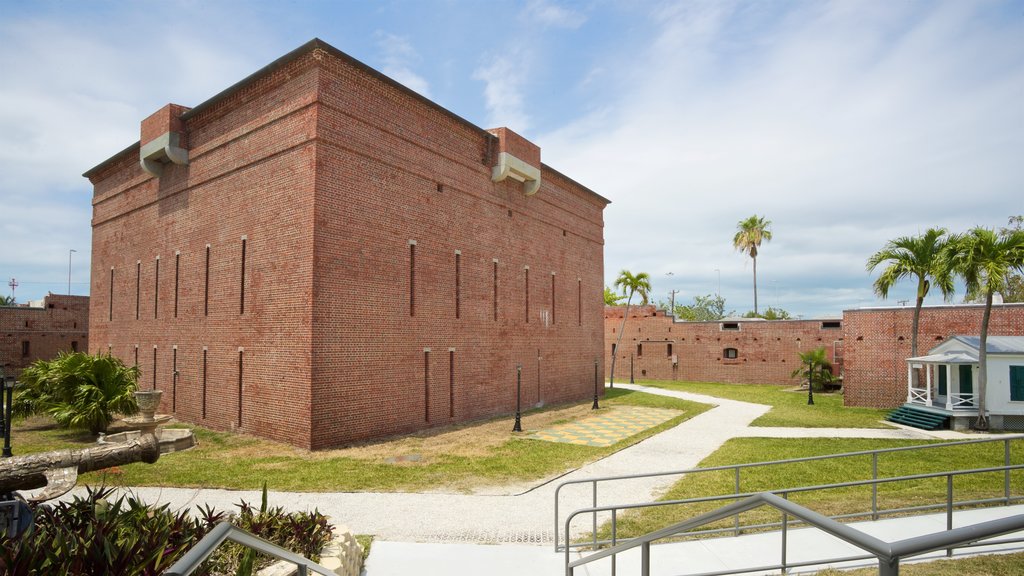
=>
[70,384,963,545]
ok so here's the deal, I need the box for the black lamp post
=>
[806,358,815,406]
[2,372,14,457]
[513,364,523,432]
[630,353,635,384]
[592,359,600,410]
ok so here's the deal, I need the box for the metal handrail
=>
[163,521,335,576]
[566,492,1024,576]
[553,434,1024,549]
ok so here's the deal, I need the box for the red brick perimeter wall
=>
[87,42,607,449]
[841,304,1024,408]
[604,306,842,385]
[1,295,89,374]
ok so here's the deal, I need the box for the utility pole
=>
[7,278,16,301]
[668,289,679,315]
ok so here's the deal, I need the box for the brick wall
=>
[85,40,608,449]
[0,295,89,374]
[841,304,1024,408]
[604,306,843,385]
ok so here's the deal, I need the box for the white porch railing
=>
[946,393,976,411]
[908,387,929,405]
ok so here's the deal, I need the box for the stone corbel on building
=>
[140,104,191,177]
[488,127,541,196]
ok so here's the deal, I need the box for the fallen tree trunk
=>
[0,433,159,495]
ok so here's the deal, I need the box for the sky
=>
[1,0,1021,317]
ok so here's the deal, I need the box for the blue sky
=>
[1,0,1021,317]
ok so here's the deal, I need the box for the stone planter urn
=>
[134,390,163,423]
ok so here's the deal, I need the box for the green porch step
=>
[886,405,949,431]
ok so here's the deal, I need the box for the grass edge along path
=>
[13,388,712,493]
[639,379,893,429]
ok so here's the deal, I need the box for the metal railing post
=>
[592,480,598,548]
[947,474,954,557]
[1006,438,1012,506]
[641,541,650,576]
[734,467,741,536]
[611,509,618,576]
[781,491,789,575]
[872,452,879,521]
[879,558,899,576]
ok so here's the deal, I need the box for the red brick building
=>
[1,295,89,374]
[604,303,1024,409]
[84,39,609,449]
[605,305,843,385]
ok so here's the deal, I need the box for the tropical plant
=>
[790,346,835,392]
[742,306,792,320]
[609,270,652,385]
[603,286,625,306]
[0,295,14,306]
[674,293,731,321]
[946,226,1024,429]
[13,351,140,434]
[964,216,1024,303]
[733,215,773,315]
[866,228,954,358]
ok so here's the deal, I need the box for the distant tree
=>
[946,226,1024,430]
[609,270,652,385]
[14,352,140,435]
[675,294,731,321]
[964,216,1024,303]
[733,215,773,315]
[604,286,625,306]
[790,346,835,392]
[0,295,14,306]
[866,228,954,358]
[743,306,792,320]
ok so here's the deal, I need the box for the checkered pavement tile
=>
[525,406,682,447]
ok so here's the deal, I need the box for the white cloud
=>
[375,32,432,97]
[474,52,531,132]
[522,0,587,29]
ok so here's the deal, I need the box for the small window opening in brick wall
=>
[493,259,499,321]
[821,321,841,329]
[174,251,180,318]
[448,349,455,419]
[21,341,29,358]
[637,343,643,356]
[152,346,158,390]
[724,347,738,359]
[23,320,28,328]
[577,278,582,326]
[240,237,247,315]
[409,241,417,317]
[423,349,431,422]
[201,347,208,419]
[612,343,617,355]
[551,272,556,325]
[154,256,160,319]
[135,261,141,320]
[109,267,114,321]
[437,183,444,193]
[71,341,78,352]
[455,251,461,319]
[134,344,138,366]
[171,346,178,413]
[722,322,740,331]
[524,266,530,323]
[667,343,673,357]
[204,245,211,316]
[237,348,244,426]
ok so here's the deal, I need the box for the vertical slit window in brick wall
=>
[135,261,141,320]
[204,245,210,316]
[71,341,78,352]
[174,252,180,318]
[668,343,673,357]
[551,273,556,324]
[454,251,461,319]
[171,346,178,413]
[423,349,430,422]
[612,343,617,355]
[201,348,208,419]
[152,346,157,390]
[492,259,499,321]
[577,278,582,326]
[448,349,455,419]
[108,267,114,321]
[524,266,530,323]
[21,341,29,358]
[134,345,138,367]
[154,256,160,319]
[409,241,417,317]
[638,343,643,357]
[237,349,244,426]
[240,237,247,315]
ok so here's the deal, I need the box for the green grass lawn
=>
[591,436,1024,543]
[814,551,1024,575]
[636,380,894,428]
[12,388,711,492]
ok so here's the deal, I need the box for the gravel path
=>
[66,383,960,544]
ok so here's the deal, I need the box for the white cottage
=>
[904,336,1024,430]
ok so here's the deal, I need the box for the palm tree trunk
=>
[975,291,992,430]
[911,294,923,358]
[752,255,758,315]
[609,291,634,387]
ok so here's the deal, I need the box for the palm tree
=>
[609,270,652,386]
[947,227,1024,429]
[0,295,14,306]
[866,228,954,358]
[790,347,835,392]
[733,215,773,315]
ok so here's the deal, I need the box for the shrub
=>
[13,352,140,434]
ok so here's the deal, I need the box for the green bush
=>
[13,352,140,434]
[0,486,334,576]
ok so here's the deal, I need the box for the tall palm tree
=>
[733,215,772,315]
[865,228,954,358]
[609,270,652,386]
[947,227,1024,429]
